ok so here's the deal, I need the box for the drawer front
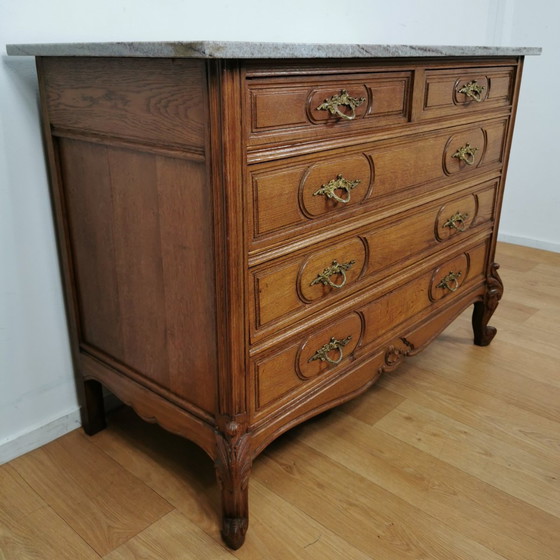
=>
[250,181,497,340]
[422,65,515,119]
[249,119,507,249]
[251,240,489,417]
[252,237,368,336]
[358,241,488,347]
[253,311,364,414]
[250,152,373,242]
[247,71,412,147]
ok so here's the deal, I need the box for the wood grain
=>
[249,181,497,342]
[2,242,558,558]
[59,138,218,412]
[104,510,235,560]
[422,66,515,119]
[299,409,560,560]
[42,57,206,149]
[247,70,412,146]
[9,431,173,556]
[247,122,505,253]
[31,51,529,548]
[0,504,101,560]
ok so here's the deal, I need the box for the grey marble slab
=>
[6,41,542,58]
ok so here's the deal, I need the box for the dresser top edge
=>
[5,41,542,59]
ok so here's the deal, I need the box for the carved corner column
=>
[472,262,504,346]
[214,419,252,549]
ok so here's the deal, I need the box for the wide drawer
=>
[251,240,489,417]
[422,65,516,120]
[246,70,412,148]
[248,118,507,250]
[250,181,497,340]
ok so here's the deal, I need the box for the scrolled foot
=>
[222,516,248,550]
[472,263,503,347]
[214,420,252,549]
[472,303,498,346]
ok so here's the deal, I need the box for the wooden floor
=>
[1,242,559,559]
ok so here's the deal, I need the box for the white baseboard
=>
[0,408,82,465]
[0,393,122,465]
[498,233,560,253]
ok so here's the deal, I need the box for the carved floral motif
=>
[214,418,252,550]
[379,337,415,374]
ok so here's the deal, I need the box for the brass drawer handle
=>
[310,259,356,289]
[458,80,486,103]
[437,271,462,292]
[316,89,366,120]
[313,174,361,204]
[452,143,479,166]
[443,211,470,232]
[308,335,352,365]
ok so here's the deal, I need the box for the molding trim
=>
[497,233,560,254]
[0,393,121,465]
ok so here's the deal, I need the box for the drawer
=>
[250,181,497,340]
[422,65,516,120]
[251,240,489,417]
[251,237,368,337]
[253,310,364,414]
[247,70,412,148]
[248,119,507,250]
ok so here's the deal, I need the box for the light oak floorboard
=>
[0,465,100,559]
[295,408,559,560]
[0,242,558,559]
[9,431,173,556]
[374,399,560,517]
[255,437,508,560]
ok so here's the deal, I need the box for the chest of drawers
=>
[7,41,540,549]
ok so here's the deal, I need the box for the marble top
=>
[6,41,542,59]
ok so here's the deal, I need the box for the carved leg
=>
[214,425,252,549]
[472,262,504,346]
[81,379,107,435]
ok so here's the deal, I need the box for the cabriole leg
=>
[472,262,504,346]
[214,425,252,549]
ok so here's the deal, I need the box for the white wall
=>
[0,0,554,462]
[495,1,560,249]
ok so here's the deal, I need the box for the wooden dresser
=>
[7,41,540,549]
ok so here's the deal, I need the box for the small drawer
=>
[247,70,412,148]
[249,181,497,341]
[248,119,507,250]
[422,65,516,120]
[251,240,489,417]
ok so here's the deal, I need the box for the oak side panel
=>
[58,139,122,357]
[41,57,206,150]
[107,148,170,386]
[155,156,218,409]
[58,138,217,413]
